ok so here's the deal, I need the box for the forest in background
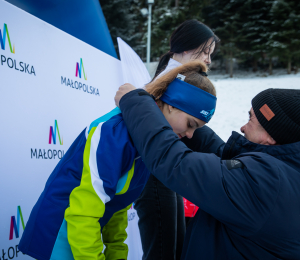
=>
[100,0,300,76]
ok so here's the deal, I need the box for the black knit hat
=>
[252,88,300,145]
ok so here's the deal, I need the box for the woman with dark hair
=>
[154,19,219,79]
[134,19,219,260]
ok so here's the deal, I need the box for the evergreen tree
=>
[204,0,244,77]
[100,0,147,58]
[235,0,273,72]
[268,0,300,73]
[150,0,211,60]
[100,0,300,73]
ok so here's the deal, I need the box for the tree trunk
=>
[175,0,179,7]
[253,59,258,72]
[295,66,298,74]
[220,57,224,73]
[269,58,273,75]
[229,52,233,78]
[287,58,291,74]
[225,58,229,74]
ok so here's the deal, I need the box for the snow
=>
[207,74,300,141]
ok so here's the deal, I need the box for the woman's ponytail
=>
[146,60,216,98]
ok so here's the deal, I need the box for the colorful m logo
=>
[0,23,15,53]
[9,206,25,240]
[75,58,87,80]
[49,120,63,145]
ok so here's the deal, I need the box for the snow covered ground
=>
[145,61,300,141]
[207,74,300,141]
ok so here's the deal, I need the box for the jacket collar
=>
[155,58,182,80]
[222,131,300,167]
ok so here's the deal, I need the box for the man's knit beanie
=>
[252,88,300,145]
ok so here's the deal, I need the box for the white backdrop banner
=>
[0,1,143,259]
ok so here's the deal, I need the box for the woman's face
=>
[175,39,215,65]
[158,102,206,139]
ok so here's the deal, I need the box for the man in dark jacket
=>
[115,86,300,260]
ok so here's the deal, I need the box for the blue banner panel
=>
[5,0,117,58]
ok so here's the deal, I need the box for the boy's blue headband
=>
[160,78,217,123]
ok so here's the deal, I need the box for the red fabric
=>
[183,198,199,217]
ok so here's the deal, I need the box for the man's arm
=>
[119,89,280,237]
[181,126,225,156]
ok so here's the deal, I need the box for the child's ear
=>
[168,105,174,113]
[156,99,163,109]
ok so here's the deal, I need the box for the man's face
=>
[240,107,276,145]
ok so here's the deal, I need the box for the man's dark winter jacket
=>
[119,89,300,260]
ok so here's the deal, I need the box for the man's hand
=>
[115,83,136,107]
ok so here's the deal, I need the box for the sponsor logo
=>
[200,108,215,121]
[0,23,36,75]
[31,120,65,160]
[259,104,275,121]
[226,159,244,170]
[49,120,63,145]
[0,245,23,259]
[76,58,87,80]
[0,23,15,53]
[0,55,36,75]
[128,212,136,221]
[128,203,136,221]
[2,207,25,259]
[176,74,186,81]
[0,206,25,260]
[9,206,25,240]
[61,58,99,96]
[31,148,65,159]
[200,110,209,116]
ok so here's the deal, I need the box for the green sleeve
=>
[102,204,132,260]
[64,114,136,260]
[65,127,106,260]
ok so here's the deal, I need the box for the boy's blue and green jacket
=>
[19,107,150,260]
